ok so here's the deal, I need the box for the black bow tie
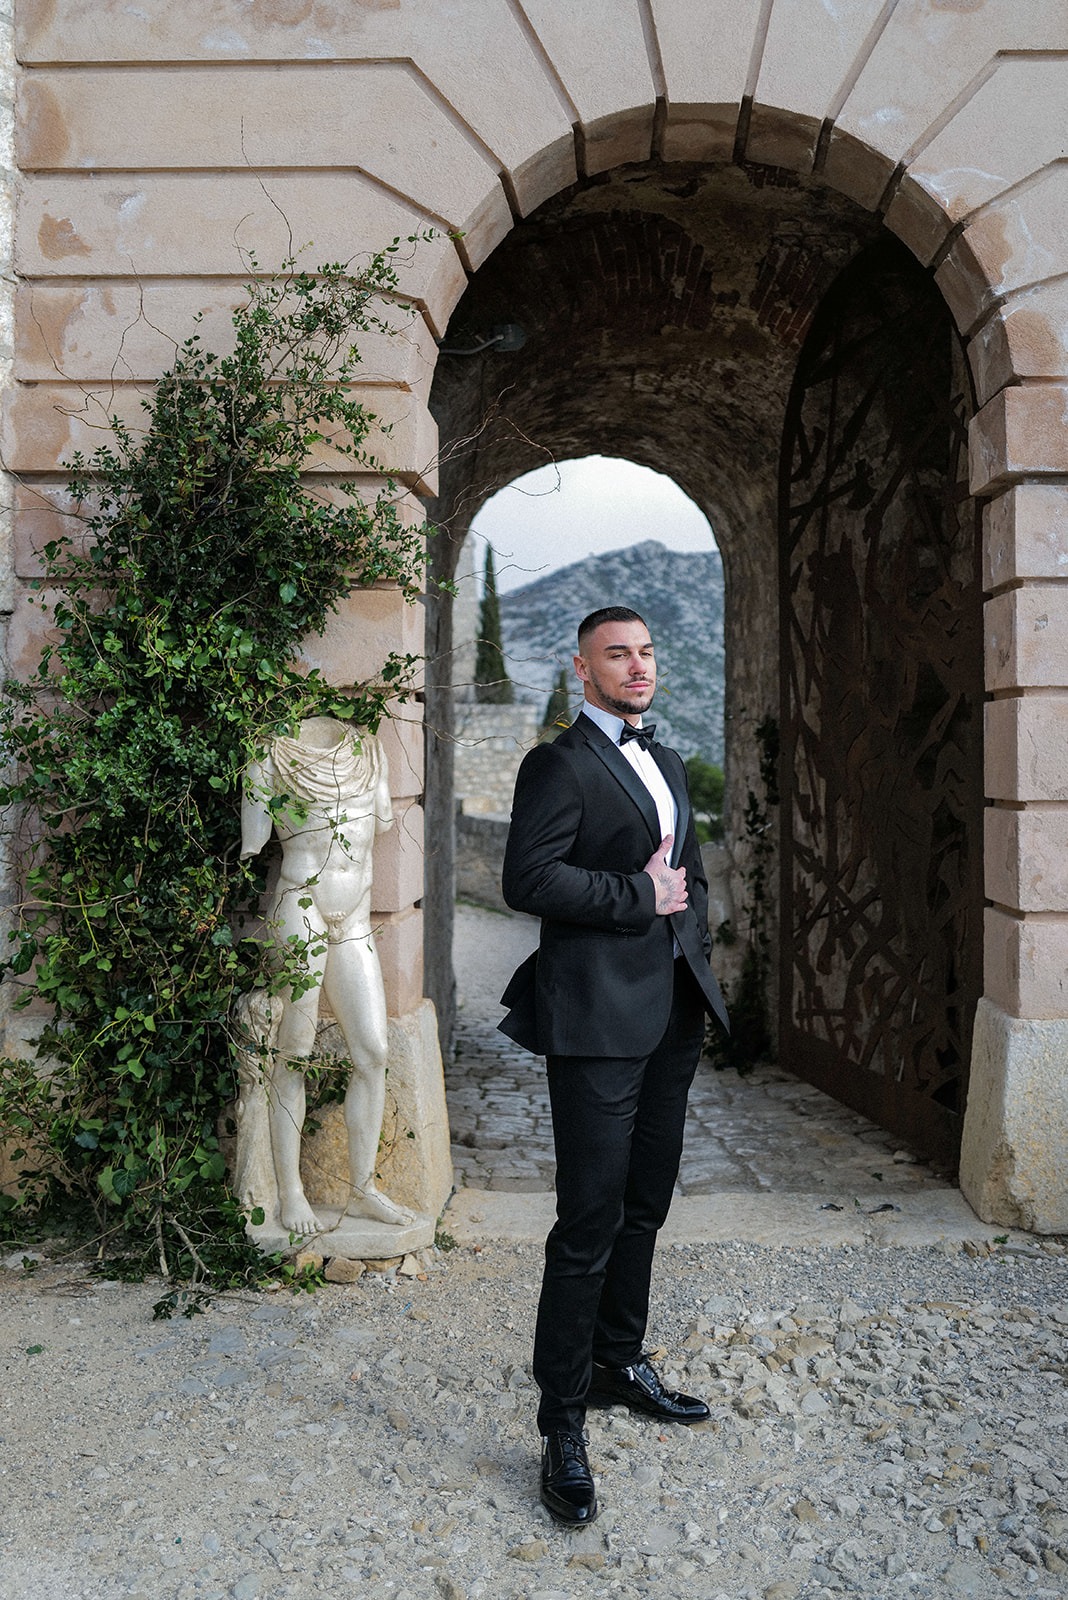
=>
[619,723,656,749]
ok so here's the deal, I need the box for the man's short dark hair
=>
[577,606,648,651]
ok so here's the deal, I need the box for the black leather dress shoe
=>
[589,1355,711,1424]
[540,1430,598,1524]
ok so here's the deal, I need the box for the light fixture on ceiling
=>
[437,322,527,356]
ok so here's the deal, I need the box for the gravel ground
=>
[3,905,1065,1599]
[2,1236,1066,1600]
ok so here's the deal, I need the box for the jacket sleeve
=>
[501,742,657,931]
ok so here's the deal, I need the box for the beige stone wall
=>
[0,2,18,1191]
[0,2,12,621]
[455,704,540,819]
[455,813,512,916]
[6,0,1068,1225]
[451,534,479,706]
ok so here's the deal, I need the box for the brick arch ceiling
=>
[429,160,883,561]
[419,2,1068,509]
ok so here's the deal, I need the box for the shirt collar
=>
[580,702,644,746]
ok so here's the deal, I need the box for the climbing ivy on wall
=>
[0,248,429,1289]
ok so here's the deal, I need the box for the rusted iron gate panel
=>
[778,240,983,1168]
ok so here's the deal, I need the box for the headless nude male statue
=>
[240,716,412,1236]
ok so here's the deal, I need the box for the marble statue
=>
[236,716,414,1238]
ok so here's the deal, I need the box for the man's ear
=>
[573,653,589,682]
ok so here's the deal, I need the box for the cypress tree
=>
[474,543,514,704]
[542,666,572,733]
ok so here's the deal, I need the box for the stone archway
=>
[423,161,885,1051]
[9,2,1068,1228]
[418,131,1068,1232]
[410,28,1068,1235]
[423,157,986,1170]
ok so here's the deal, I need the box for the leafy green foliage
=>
[540,667,572,737]
[685,755,724,844]
[0,249,429,1286]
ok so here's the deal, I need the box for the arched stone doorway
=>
[424,159,886,1050]
[423,157,988,1176]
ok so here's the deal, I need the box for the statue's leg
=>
[322,930,414,1226]
[231,990,282,1219]
[267,892,327,1236]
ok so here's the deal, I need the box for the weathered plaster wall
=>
[6,0,1068,1227]
[0,0,13,645]
[0,3,12,622]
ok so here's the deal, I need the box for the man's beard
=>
[603,692,654,716]
[587,671,655,718]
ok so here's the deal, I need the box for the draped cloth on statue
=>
[267,723,386,815]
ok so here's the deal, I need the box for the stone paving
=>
[446,1022,951,1202]
[446,903,954,1204]
[447,1025,558,1193]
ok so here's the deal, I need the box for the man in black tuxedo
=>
[499,606,729,1525]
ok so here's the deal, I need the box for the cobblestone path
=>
[447,902,952,1201]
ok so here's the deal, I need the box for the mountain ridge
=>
[499,539,726,763]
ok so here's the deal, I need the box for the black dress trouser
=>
[533,958,706,1436]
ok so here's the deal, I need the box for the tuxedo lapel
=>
[575,718,661,848]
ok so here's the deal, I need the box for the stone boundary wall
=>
[456,811,511,915]
[454,703,539,817]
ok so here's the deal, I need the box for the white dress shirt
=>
[579,703,678,857]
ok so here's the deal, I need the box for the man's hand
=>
[643,834,687,915]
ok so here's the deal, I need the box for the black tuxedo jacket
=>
[498,712,729,1058]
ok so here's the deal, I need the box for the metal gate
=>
[778,240,983,1167]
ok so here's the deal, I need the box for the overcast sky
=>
[469,456,717,595]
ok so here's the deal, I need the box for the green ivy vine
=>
[0,247,430,1291]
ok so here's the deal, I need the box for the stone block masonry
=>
[456,813,511,915]
[5,0,1068,1232]
[454,703,539,818]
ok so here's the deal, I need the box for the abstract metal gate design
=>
[779,240,983,1167]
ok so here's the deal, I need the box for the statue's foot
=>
[279,1192,321,1236]
[344,1186,414,1227]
